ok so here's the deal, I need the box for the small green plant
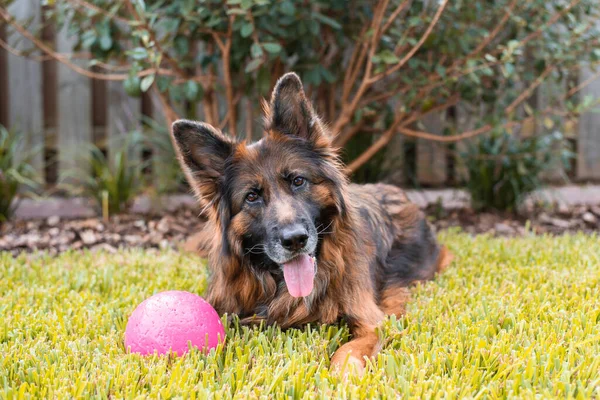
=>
[143,117,187,194]
[62,134,145,215]
[0,125,39,222]
[461,129,572,211]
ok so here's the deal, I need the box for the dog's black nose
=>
[280,225,308,252]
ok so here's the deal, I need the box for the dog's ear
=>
[266,72,330,147]
[171,120,233,207]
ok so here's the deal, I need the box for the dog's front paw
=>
[330,349,366,377]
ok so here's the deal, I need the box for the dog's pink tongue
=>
[282,254,315,298]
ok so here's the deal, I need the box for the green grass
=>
[1,232,600,399]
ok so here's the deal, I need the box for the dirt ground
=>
[1,203,599,256]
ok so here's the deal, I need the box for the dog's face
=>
[172,73,347,298]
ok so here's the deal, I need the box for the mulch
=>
[0,209,204,257]
[1,203,599,256]
[429,204,600,236]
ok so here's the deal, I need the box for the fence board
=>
[416,113,447,185]
[6,0,44,176]
[56,22,92,180]
[454,104,480,183]
[107,81,141,162]
[0,26,8,127]
[537,78,568,182]
[380,133,404,186]
[577,64,600,180]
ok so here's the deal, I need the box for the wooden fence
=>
[1,2,600,188]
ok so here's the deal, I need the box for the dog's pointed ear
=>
[171,119,233,206]
[266,72,330,147]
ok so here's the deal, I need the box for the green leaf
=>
[245,58,263,73]
[435,65,446,77]
[262,42,282,54]
[281,1,295,16]
[241,23,254,38]
[502,62,515,77]
[174,36,189,57]
[184,81,203,101]
[251,43,263,58]
[481,67,494,76]
[128,47,148,61]
[378,50,400,65]
[320,67,335,83]
[123,76,141,97]
[156,76,171,93]
[140,74,155,92]
[169,84,184,102]
[307,19,319,35]
[408,16,421,27]
[227,8,247,15]
[159,18,179,34]
[305,68,321,85]
[81,31,97,49]
[311,12,341,30]
[99,34,112,51]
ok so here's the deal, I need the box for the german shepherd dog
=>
[171,73,451,373]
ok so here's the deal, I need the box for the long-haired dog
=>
[171,72,451,373]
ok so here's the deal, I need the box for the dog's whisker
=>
[244,243,267,255]
[317,220,333,235]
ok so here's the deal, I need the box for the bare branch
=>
[505,64,555,115]
[0,7,211,82]
[0,37,136,72]
[369,0,448,83]
[345,113,404,173]
[66,0,130,24]
[567,65,600,98]
[334,119,366,147]
[381,0,410,34]
[332,0,389,134]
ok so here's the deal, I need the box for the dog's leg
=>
[436,245,454,273]
[330,296,384,375]
[379,286,412,317]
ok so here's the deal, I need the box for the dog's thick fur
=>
[172,72,451,373]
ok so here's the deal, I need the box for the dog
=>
[171,72,452,374]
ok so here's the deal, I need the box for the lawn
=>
[1,232,599,399]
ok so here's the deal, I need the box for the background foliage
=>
[0,125,39,222]
[2,0,600,210]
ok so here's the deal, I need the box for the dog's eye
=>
[292,176,306,187]
[245,192,259,203]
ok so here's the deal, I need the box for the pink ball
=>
[124,291,225,356]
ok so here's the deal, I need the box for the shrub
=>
[61,135,145,215]
[142,117,187,194]
[461,129,573,211]
[0,125,39,222]
[3,0,599,178]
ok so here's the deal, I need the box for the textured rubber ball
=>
[124,291,225,355]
